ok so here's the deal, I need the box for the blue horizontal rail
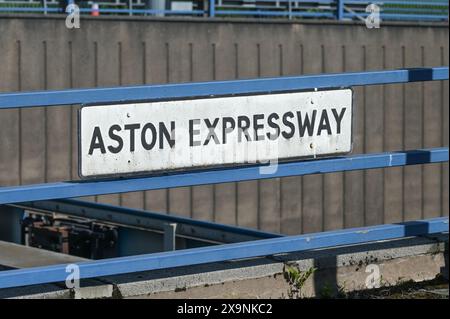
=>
[0,217,447,289]
[235,0,336,3]
[0,7,205,14]
[0,67,448,109]
[78,8,205,15]
[344,12,449,20]
[215,10,336,17]
[0,148,447,205]
[0,7,60,13]
[0,0,447,21]
[345,0,448,4]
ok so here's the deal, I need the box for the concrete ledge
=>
[1,234,447,298]
[1,284,72,299]
[110,234,448,298]
[129,252,446,299]
[73,284,114,299]
[0,240,88,269]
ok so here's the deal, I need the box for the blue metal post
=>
[337,0,344,20]
[209,0,215,17]
[288,0,292,19]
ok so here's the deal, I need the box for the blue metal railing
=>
[1,68,447,109]
[0,0,448,21]
[0,217,447,289]
[0,67,448,289]
[0,148,448,205]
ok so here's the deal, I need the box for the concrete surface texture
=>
[0,15,448,235]
[0,240,88,268]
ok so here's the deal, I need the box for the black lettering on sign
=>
[141,123,157,150]
[332,107,347,134]
[108,124,123,154]
[159,121,175,149]
[222,117,236,144]
[204,118,220,146]
[86,101,349,157]
[88,126,106,155]
[124,123,140,152]
[237,116,252,142]
[297,110,317,138]
[317,109,332,136]
[189,119,201,147]
[282,112,295,139]
[267,113,280,141]
[253,114,265,141]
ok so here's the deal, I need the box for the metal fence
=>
[0,67,448,289]
[0,0,448,21]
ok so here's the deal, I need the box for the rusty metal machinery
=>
[21,213,118,259]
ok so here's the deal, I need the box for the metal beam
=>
[163,223,177,251]
[336,0,344,19]
[0,148,447,205]
[209,0,215,17]
[0,217,447,289]
[11,199,281,243]
[0,67,447,109]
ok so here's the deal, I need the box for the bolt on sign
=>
[79,89,353,178]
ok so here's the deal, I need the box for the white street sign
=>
[79,89,353,178]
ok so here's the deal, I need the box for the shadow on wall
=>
[443,241,449,280]
[311,219,446,297]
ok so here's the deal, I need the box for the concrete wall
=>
[0,15,448,235]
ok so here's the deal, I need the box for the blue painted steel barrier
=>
[337,0,345,19]
[0,148,448,205]
[0,0,448,21]
[1,68,448,109]
[0,66,448,289]
[209,0,215,17]
[0,217,447,289]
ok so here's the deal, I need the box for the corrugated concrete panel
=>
[383,44,404,224]
[343,46,365,229]
[0,16,448,235]
[300,42,324,233]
